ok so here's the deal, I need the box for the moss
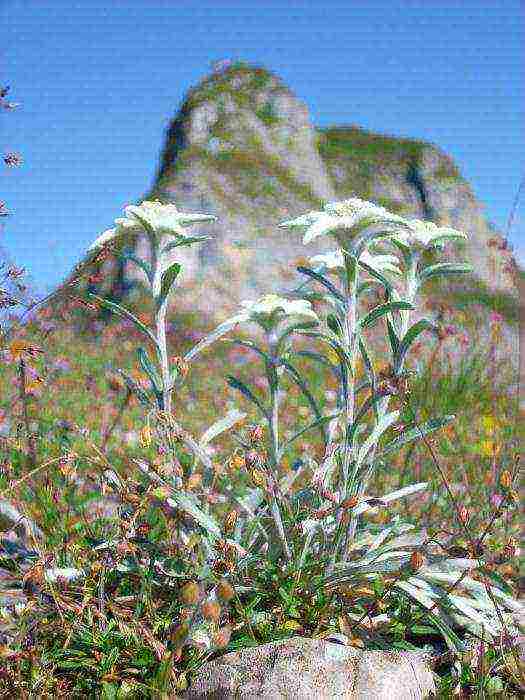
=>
[433,162,462,181]
[318,126,427,167]
[182,63,282,114]
[255,101,281,126]
[373,197,410,215]
[207,145,322,206]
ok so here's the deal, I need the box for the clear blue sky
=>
[1,0,523,293]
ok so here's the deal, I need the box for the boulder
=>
[187,636,436,699]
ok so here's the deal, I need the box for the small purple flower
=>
[490,493,503,509]
[489,311,503,325]
[53,357,72,373]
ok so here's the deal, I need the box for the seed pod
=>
[212,625,232,648]
[248,425,264,444]
[201,600,221,622]
[216,579,235,602]
[123,491,141,505]
[318,487,338,504]
[172,356,190,379]
[499,470,512,489]
[312,507,332,520]
[139,424,152,448]
[170,623,189,645]
[245,449,261,468]
[249,469,267,489]
[213,559,234,576]
[180,581,201,605]
[503,537,519,560]
[223,510,238,534]
[457,505,470,525]
[410,551,424,571]
[228,454,245,470]
[186,472,202,490]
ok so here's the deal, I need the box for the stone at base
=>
[187,636,436,699]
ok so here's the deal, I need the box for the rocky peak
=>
[109,61,516,314]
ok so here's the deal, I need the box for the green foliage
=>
[0,195,522,698]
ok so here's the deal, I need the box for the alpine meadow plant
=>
[88,197,521,655]
[2,196,523,696]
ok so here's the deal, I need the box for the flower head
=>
[237,294,318,325]
[395,220,467,250]
[309,249,401,275]
[279,198,407,245]
[88,200,217,251]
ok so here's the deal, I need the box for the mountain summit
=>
[110,61,516,311]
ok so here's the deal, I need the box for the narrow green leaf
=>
[119,252,152,283]
[282,411,341,452]
[386,319,400,355]
[326,313,344,337]
[296,266,347,306]
[276,320,318,353]
[167,491,222,538]
[184,316,241,362]
[346,391,386,446]
[115,369,153,407]
[298,331,353,369]
[419,262,473,282]
[137,347,163,396]
[281,360,327,443]
[88,294,158,349]
[359,301,414,330]
[380,415,455,456]
[199,409,246,447]
[226,376,268,418]
[354,256,394,292]
[162,235,210,255]
[294,349,339,373]
[394,319,436,372]
[225,338,272,364]
[356,411,399,468]
[158,262,181,306]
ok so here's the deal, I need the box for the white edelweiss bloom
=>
[279,198,407,245]
[309,249,401,275]
[398,219,467,249]
[359,250,402,275]
[88,200,217,251]
[309,250,345,270]
[237,294,318,323]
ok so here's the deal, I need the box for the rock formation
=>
[104,61,516,316]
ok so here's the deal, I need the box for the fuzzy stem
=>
[330,256,359,570]
[266,329,292,561]
[150,234,172,413]
[341,257,358,495]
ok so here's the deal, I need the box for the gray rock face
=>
[105,61,516,314]
[187,637,436,699]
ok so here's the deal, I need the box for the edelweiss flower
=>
[237,294,318,324]
[310,249,401,275]
[394,220,467,250]
[88,200,217,251]
[279,198,407,245]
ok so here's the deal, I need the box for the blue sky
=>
[1,0,523,293]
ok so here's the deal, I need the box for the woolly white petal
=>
[88,227,119,251]
[310,250,345,270]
